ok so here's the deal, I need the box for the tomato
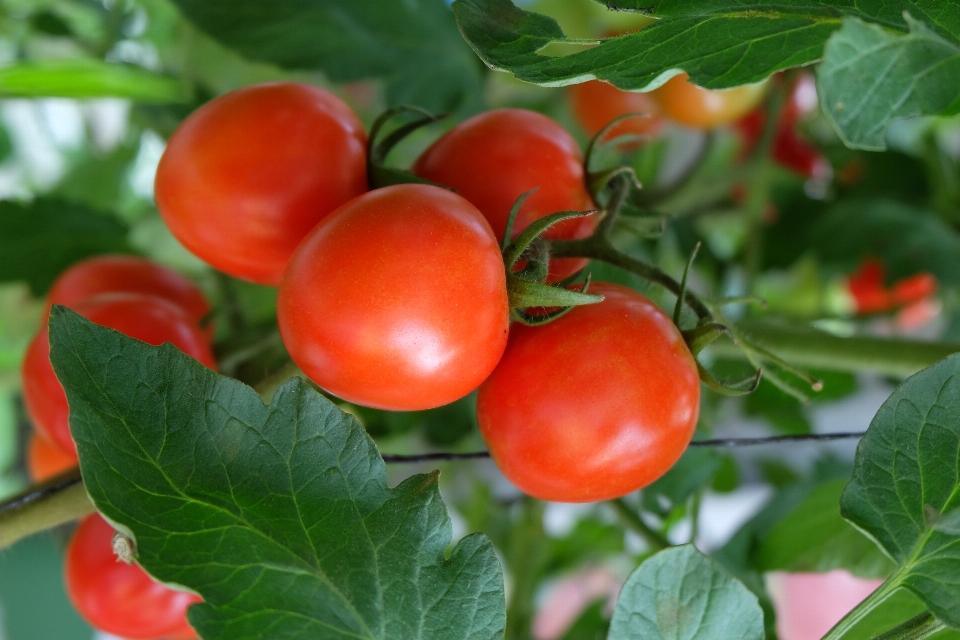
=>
[155,82,368,286]
[650,73,766,129]
[22,293,217,456]
[277,184,509,411]
[568,79,665,144]
[476,283,699,502]
[845,258,938,315]
[412,109,595,282]
[46,255,211,329]
[66,513,201,639]
[27,432,77,482]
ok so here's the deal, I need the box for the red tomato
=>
[27,432,77,482]
[66,513,201,639]
[155,82,368,286]
[891,272,937,307]
[568,79,665,144]
[277,184,509,411]
[46,255,211,328]
[846,258,891,315]
[22,293,217,456]
[412,109,595,281]
[476,283,699,502]
[650,73,766,129]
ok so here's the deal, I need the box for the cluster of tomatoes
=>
[21,254,213,638]
[23,73,820,636]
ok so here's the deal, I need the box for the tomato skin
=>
[46,255,211,328]
[650,73,766,129]
[412,109,595,281]
[27,433,77,482]
[22,293,217,456]
[155,82,368,286]
[568,80,665,144]
[278,184,509,411]
[66,514,201,639]
[476,283,699,502]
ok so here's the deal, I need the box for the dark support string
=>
[381,431,867,463]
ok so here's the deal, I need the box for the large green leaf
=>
[841,353,960,628]
[757,480,895,579]
[452,0,960,91]
[48,308,506,640]
[810,199,960,286]
[607,545,764,640]
[0,60,188,101]
[168,0,484,115]
[817,16,960,151]
[0,199,132,296]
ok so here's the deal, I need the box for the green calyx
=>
[366,105,450,190]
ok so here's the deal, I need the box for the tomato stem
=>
[872,612,947,640]
[609,498,670,551]
[0,470,93,550]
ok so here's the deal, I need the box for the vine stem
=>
[0,471,93,550]
[821,572,904,640]
[610,498,670,551]
[872,612,946,640]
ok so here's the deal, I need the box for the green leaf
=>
[642,448,721,517]
[841,353,960,628]
[453,0,960,92]
[168,0,484,115]
[817,16,960,151]
[0,60,188,101]
[757,480,895,579]
[811,199,960,286]
[48,308,506,640]
[0,199,132,296]
[608,545,764,640]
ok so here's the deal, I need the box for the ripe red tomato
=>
[66,513,201,639]
[650,73,766,129]
[412,109,595,281]
[568,79,665,144]
[476,283,699,502]
[22,293,217,456]
[277,184,509,411]
[27,432,77,482]
[46,255,211,328]
[155,82,368,286]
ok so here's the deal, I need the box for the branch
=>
[0,469,93,549]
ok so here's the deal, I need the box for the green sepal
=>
[682,323,734,357]
[503,209,595,269]
[588,166,642,203]
[502,189,537,251]
[506,273,602,313]
[367,105,448,190]
[697,361,762,396]
[511,238,550,284]
[510,274,596,326]
[673,241,701,326]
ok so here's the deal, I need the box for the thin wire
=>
[381,431,867,463]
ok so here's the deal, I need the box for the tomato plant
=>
[413,108,595,281]
[22,293,216,456]
[65,513,200,639]
[477,283,699,502]
[277,184,509,411]
[154,82,368,286]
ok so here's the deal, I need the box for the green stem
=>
[595,174,633,238]
[872,612,947,640]
[610,498,670,551]
[822,573,903,640]
[504,499,546,640]
[0,470,94,549]
[713,319,960,377]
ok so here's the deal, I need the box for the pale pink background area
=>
[768,571,884,640]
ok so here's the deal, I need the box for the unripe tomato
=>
[155,82,368,286]
[650,73,766,129]
[46,255,211,328]
[22,293,217,456]
[27,432,77,482]
[568,79,665,144]
[278,184,509,411]
[477,283,699,502]
[66,513,200,639]
[412,109,595,281]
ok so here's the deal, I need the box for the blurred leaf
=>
[0,60,188,101]
[52,144,140,213]
[0,199,132,296]
[711,455,740,493]
[842,353,960,627]
[608,545,763,640]
[818,16,960,151]
[546,519,624,575]
[453,0,960,91]
[560,600,609,640]
[758,480,895,579]
[642,447,720,516]
[50,308,507,640]
[30,10,73,36]
[168,0,484,115]
[811,199,960,285]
